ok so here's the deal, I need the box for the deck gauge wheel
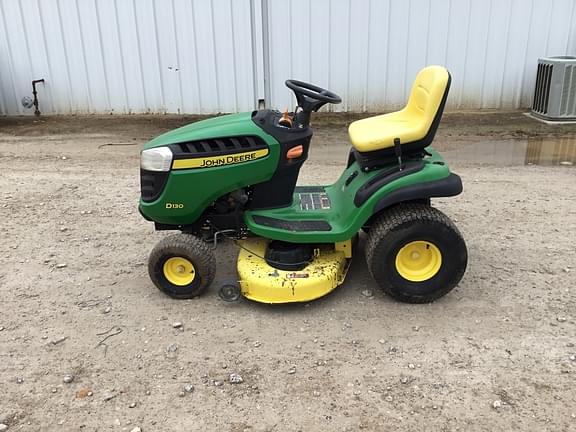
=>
[218,279,242,302]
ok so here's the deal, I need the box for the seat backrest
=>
[405,65,450,132]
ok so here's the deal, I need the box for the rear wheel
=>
[148,233,216,299]
[362,199,430,234]
[365,203,467,303]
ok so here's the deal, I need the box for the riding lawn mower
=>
[139,65,467,304]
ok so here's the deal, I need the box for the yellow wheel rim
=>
[395,241,442,282]
[163,257,196,286]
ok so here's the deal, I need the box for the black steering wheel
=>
[284,80,341,127]
[285,79,342,105]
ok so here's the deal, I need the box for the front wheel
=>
[148,233,216,299]
[365,203,467,303]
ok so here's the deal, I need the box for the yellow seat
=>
[349,66,450,153]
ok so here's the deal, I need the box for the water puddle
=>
[437,137,576,167]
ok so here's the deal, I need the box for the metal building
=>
[1,0,575,115]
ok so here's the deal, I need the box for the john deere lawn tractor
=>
[139,65,467,304]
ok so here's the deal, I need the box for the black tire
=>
[365,203,467,303]
[362,199,431,234]
[148,233,216,299]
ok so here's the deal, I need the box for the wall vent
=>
[532,56,576,120]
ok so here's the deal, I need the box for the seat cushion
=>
[348,66,450,153]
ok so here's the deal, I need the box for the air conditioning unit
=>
[531,56,576,120]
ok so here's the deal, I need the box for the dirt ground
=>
[0,111,575,431]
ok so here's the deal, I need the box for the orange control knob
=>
[279,109,293,128]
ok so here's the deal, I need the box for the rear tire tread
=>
[365,203,467,303]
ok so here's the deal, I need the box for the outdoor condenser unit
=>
[531,56,576,120]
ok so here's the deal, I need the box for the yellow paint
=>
[334,239,353,259]
[236,238,350,304]
[172,148,269,170]
[395,241,442,282]
[348,66,449,152]
[163,257,196,286]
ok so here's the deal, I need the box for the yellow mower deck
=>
[237,238,351,304]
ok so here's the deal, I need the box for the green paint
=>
[143,113,276,150]
[245,149,451,243]
[140,113,280,224]
[140,111,456,240]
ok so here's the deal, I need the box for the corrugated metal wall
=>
[0,0,256,114]
[1,0,575,115]
[267,0,576,111]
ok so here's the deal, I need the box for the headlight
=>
[141,147,173,172]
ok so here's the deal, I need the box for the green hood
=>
[144,112,268,150]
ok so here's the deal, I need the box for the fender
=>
[372,173,463,214]
[354,160,425,207]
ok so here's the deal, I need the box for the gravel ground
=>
[0,112,575,431]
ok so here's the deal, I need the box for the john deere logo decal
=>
[172,149,269,170]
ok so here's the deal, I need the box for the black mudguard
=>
[372,173,463,214]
